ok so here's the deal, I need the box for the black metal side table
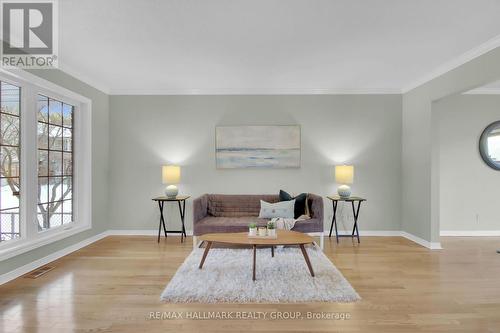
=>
[152,196,190,243]
[326,196,366,244]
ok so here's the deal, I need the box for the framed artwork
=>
[215,125,301,168]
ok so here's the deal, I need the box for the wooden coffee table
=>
[198,230,315,281]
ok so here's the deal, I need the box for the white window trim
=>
[0,68,92,261]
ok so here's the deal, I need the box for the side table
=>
[152,196,190,243]
[326,196,366,244]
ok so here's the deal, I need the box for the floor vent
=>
[24,266,55,279]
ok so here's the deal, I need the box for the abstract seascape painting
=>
[216,126,301,168]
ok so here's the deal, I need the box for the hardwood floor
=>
[1,236,500,332]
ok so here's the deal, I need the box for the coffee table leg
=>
[198,241,212,269]
[253,245,257,281]
[299,244,315,277]
[271,246,274,257]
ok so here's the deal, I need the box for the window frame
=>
[36,94,75,232]
[0,79,22,243]
[0,69,92,261]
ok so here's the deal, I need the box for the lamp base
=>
[337,185,351,199]
[165,185,178,198]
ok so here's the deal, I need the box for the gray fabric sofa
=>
[193,194,324,248]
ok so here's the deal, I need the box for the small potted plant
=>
[267,221,276,237]
[249,223,257,236]
[258,226,267,237]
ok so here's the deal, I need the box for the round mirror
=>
[479,121,500,170]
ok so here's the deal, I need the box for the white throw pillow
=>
[258,199,295,219]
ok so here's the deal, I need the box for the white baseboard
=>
[328,229,441,249]
[401,231,442,250]
[328,230,402,236]
[0,228,444,286]
[0,231,109,285]
[111,229,400,237]
[107,229,193,236]
[440,230,500,236]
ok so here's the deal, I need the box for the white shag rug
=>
[160,246,360,303]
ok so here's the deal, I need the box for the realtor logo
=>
[1,0,58,68]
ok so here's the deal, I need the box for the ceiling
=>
[58,0,500,95]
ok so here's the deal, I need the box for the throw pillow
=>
[258,200,295,219]
[279,190,308,219]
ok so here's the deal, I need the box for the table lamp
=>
[162,165,180,198]
[335,165,354,198]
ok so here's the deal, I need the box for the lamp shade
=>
[335,165,354,184]
[162,165,181,184]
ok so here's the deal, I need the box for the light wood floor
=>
[1,235,500,332]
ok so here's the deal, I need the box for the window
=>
[0,69,92,260]
[0,82,21,243]
[37,95,74,231]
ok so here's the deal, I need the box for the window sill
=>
[0,224,91,262]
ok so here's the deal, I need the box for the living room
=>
[0,1,500,332]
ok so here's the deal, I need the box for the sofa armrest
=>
[193,194,209,225]
[308,193,324,227]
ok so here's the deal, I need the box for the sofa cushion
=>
[195,216,270,234]
[258,199,295,219]
[194,216,323,235]
[207,194,279,217]
[279,190,309,218]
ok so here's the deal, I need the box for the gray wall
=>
[402,47,500,243]
[2,45,499,277]
[435,94,500,231]
[0,69,110,275]
[109,95,402,233]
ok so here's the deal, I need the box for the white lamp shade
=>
[335,165,354,184]
[162,165,181,184]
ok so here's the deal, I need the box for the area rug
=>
[160,246,360,303]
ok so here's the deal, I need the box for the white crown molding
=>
[0,231,108,286]
[402,33,500,93]
[108,87,402,96]
[58,61,111,95]
[463,88,500,95]
[1,68,92,104]
[441,230,500,236]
